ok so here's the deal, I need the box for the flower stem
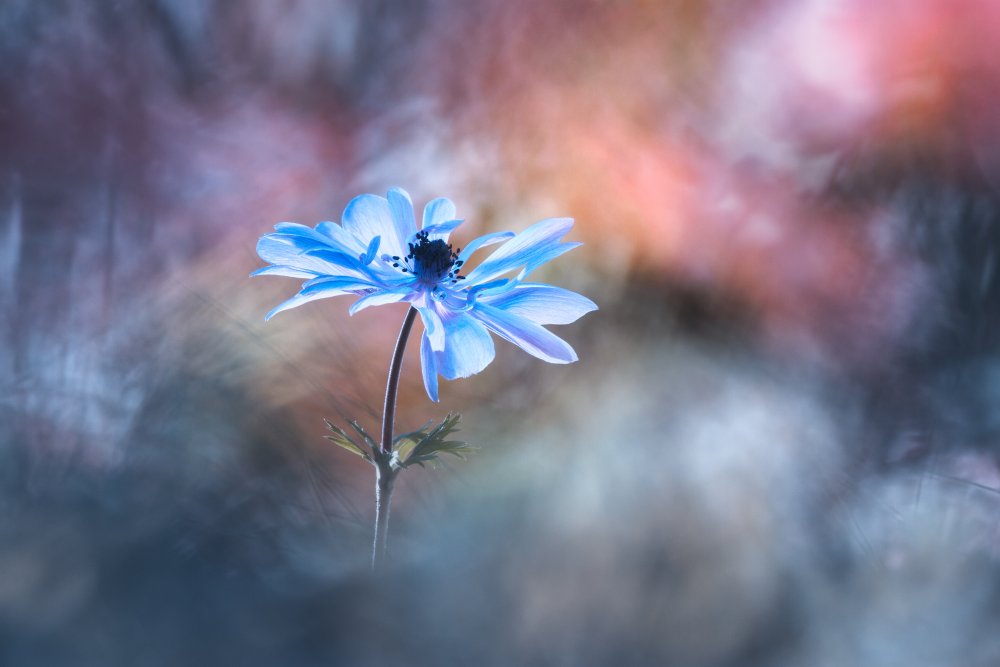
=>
[372,306,418,569]
[372,464,394,569]
[381,306,418,455]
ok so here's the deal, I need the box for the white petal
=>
[274,222,359,255]
[421,219,464,241]
[348,288,412,315]
[300,275,377,295]
[464,218,577,284]
[265,288,347,321]
[456,231,515,264]
[315,220,366,254]
[478,284,598,325]
[302,247,373,279]
[472,303,578,364]
[387,188,418,253]
[342,194,407,258]
[257,234,360,277]
[460,278,514,310]
[362,235,381,264]
[250,265,316,279]
[420,333,439,402]
[416,305,446,351]
[422,197,457,230]
[434,314,496,380]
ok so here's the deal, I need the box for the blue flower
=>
[254,187,597,401]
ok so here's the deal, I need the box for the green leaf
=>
[323,418,372,462]
[392,413,474,470]
[347,420,378,449]
[391,420,433,463]
[393,421,434,447]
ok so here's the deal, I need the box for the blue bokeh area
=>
[3,1,1000,665]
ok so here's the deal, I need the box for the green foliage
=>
[390,413,473,469]
[323,413,472,472]
[322,418,373,463]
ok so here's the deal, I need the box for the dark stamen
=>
[406,233,463,284]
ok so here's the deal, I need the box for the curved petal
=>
[456,231,515,265]
[274,222,359,255]
[387,188,418,254]
[315,221,366,254]
[348,287,412,315]
[265,288,349,321]
[342,194,408,258]
[478,284,598,325]
[457,278,513,311]
[420,333,439,402]
[250,265,316,279]
[434,314,496,380]
[257,231,331,257]
[300,275,378,295]
[301,247,372,277]
[416,305,446,351]
[472,303,578,364]
[464,218,578,284]
[362,235,381,264]
[257,234,361,277]
[421,219,464,241]
[422,197,457,230]
[472,241,581,285]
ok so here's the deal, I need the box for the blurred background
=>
[3,0,1000,664]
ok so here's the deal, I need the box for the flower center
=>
[389,230,466,285]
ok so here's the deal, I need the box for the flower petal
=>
[434,314,496,380]
[456,231,515,264]
[348,287,412,315]
[257,234,359,276]
[387,187,418,253]
[464,218,577,285]
[300,275,378,295]
[472,303,578,364]
[315,220,366,254]
[422,197,457,230]
[250,265,316,279]
[458,278,513,311]
[274,222,359,255]
[362,235,381,264]
[420,333,439,402]
[416,305,446,351]
[421,219,464,241]
[257,231,328,255]
[478,284,598,325]
[342,193,408,258]
[265,288,348,321]
[298,248,372,279]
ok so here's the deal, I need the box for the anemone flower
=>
[254,187,596,401]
